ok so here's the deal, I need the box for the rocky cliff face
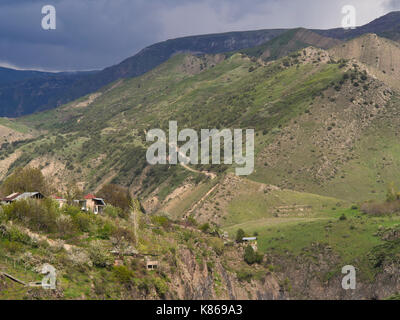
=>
[156,242,400,300]
[166,247,284,300]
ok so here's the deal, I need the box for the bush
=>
[72,212,93,233]
[244,245,256,264]
[186,216,198,227]
[243,245,263,265]
[199,223,210,233]
[104,205,128,219]
[113,265,134,284]
[361,200,400,215]
[236,269,253,282]
[56,215,77,238]
[88,242,113,268]
[236,229,245,243]
[152,216,172,230]
[3,198,59,233]
[63,205,81,217]
[0,224,32,245]
[208,238,224,255]
[152,277,168,297]
[97,221,116,239]
[97,184,132,211]
[3,240,23,253]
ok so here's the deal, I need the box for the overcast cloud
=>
[0,0,399,71]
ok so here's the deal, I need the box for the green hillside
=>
[2,33,400,300]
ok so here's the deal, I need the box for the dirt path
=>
[22,227,75,252]
[146,131,217,180]
[184,183,219,218]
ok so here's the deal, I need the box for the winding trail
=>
[146,130,217,180]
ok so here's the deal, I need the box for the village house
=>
[75,194,106,214]
[51,195,67,208]
[1,192,45,204]
[145,256,159,270]
[242,237,258,251]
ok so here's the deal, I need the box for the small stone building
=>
[145,256,158,270]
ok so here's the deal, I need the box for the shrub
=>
[3,240,23,253]
[0,224,32,245]
[111,226,135,250]
[199,223,210,233]
[236,269,253,282]
[113,265,134,284]
[208,238,224,255]
[244,245,256,264]
[97,221,115,239]
[152,277,168,297]
[235,229,245,243]
[3,199,59,233]
[56,215,77,238]
[72,212,93,233]
[361,200,400,215]
[104,205,128,219]
[97,184,132,211]
[63,205,81,217]
[186,216,198,227]
[88,242,113,268]
[152,216,172,230]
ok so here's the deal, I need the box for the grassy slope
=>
[4,50,343,197]
[1,38,400,299]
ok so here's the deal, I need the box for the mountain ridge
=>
[3,11,400,117]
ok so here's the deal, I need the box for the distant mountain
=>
[315,11,400,41]
[0,70,97,117]
[0,29,285,117]
[329,33,400,91]
[0,67,56,86]
[3,11,400,118]
[239,28,342,60]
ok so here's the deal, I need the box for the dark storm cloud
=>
[386,0,400,9]
[0,0,395,71]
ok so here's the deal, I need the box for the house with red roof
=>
[77,194,106,214]
[51,195,67,208]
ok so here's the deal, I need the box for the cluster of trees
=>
[244,245,263,265]
[235,228,263,265]
[359,183,400,216]
[1,166,54,196]
[97,184,132,212]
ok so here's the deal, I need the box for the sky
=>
[0,0,399,72]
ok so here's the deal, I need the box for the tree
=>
[244,245,256,265]
[244,245,263,265]
[1,166,52,196]
[98,184,132,211]
[236,228,245,243]
[65,183,84,204]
